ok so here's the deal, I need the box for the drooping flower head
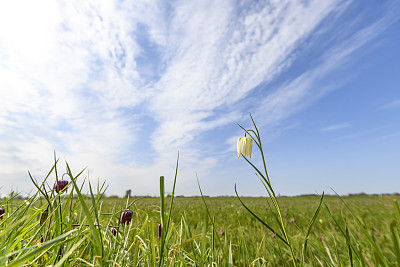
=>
[121,209,133,225]
[110,227,117,236]
[237,136,253,158]
[54,180,69,193]
[158,223,162,239]
[0,208,5,220]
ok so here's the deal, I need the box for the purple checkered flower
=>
[121,209,133,225]
[158,224,162,239]
[111,227,117,236]
[54,180,69,193]
[0,208,5,220]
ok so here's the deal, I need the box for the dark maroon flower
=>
[0,208,5,220]
[54,180,69,193]
[220,229,225,236]
[111,227,117,236]
[158,224,162,239]
[121,209,133,225]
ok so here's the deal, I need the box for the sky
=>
[0,0,399,197]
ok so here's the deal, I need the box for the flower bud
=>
[111,227,117,236]
[121,209,133,225]
[54,180,69,193]
[158,223,162,239]
[0,208,4,220]
[237,136,253,158]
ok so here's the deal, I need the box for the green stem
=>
[258,139,297,266]
[249,114,297,266]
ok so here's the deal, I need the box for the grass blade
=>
[65,162,103,262]
[301,192,324,265]
[390,220,400,266]
[3,229,77,267]
[234,184,288,246]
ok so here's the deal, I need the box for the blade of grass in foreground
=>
[158,153,179,266]
[394,200,400,224]
[196,175,224,252]
[182,211,200,264]
[234,184,288,246]
[66,162,103,264]
[333,190,388,267]
[322,203,362,263]
[158,175,166,267]
[2,229,77,267]
[301,192,324,266]
[390,220,400,266]
[88,179,104,258]
[53,235,87,267]
[165,153,179,241]
[345,226,354,267]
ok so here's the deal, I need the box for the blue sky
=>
[0,0,399,197]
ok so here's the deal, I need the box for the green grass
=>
[2,182,400,266]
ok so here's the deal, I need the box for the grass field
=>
[1,180,400,266]
[116,194,400,266]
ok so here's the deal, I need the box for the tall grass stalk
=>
[236,114,324,266]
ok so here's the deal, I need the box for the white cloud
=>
[0,0,156,194]
[251,1,399,130]
[321,123,351,132]
[378,99,400,110]
[0,0,398,196]
[148,0,343,162]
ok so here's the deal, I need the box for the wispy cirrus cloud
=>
[251,0,399,131]
[378,99,400,110]
[0,0,398,196]
[148,0,345,161]
[321,123,351,132]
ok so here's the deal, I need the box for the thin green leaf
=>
[234,184,288,246]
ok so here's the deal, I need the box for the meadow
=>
[1,187,400,266]
[1,116,399,266]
